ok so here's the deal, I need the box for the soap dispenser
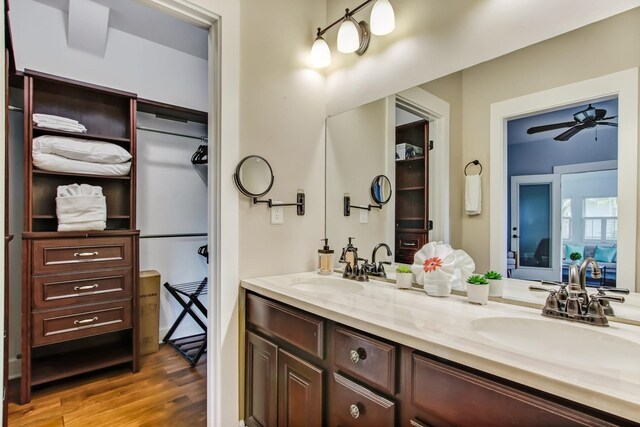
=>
[318,238,334,275]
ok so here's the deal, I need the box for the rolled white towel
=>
[58,220,106,232]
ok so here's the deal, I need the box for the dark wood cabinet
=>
[20,71,139,403]
[278,349,323,427]
[395,120,429,264]
[244,291,635,427]
[245,331,278,427]
[246,294,325,427]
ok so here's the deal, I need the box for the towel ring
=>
[464,160,482,176]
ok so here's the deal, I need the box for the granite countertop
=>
[241,271,640,423]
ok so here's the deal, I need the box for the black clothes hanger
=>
[191,145,208,164]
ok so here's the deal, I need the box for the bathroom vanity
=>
[242,273,640,426]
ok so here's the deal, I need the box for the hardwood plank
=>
[8,345,206,426]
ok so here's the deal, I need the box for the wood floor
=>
[8,345,207,426]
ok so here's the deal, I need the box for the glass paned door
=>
[511,175,561,281]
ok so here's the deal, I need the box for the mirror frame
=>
[370,174,392,205]
[233,155,274,198]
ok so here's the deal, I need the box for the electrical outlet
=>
[271,203,284,225]
[359,209,368,224]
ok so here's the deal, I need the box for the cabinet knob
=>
[350,404,360,419]
[349,348,366,363]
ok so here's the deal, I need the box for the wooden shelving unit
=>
[395,120,429,264]
[21,70,140,403]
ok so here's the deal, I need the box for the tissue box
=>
[396,143,424,160]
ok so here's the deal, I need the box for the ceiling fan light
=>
[337,17,360,53]
[370,0,395,36]
[310,35,331,68]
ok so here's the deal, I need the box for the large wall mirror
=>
[325,8,640,323]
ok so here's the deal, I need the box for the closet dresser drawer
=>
[330,373,396,426]
[32,268,133,309]
[32,236,133,274]
[32,299,132,347]
[334,326,396,394]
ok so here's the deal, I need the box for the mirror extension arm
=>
[343,194,381,216]
[254,191,306,216]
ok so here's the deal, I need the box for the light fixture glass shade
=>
[310,36,331,68]
[370,0,395,36]
[337,18,360,53]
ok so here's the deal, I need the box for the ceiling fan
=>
[526,104,618,141]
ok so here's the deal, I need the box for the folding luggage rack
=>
[162,277,207,367]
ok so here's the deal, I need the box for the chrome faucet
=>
[339,238,368,282]
[568,257,601,291]
[361,243,393,278]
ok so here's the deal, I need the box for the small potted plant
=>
[484,271,503,297]
[569,252,582,265]
[466,275,489,305]
[395,265,413,289]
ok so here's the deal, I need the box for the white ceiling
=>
[34,0,208,59]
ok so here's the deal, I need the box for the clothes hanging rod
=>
[139,233,208,239]
[137,125,207,141]
[9,105,23,112]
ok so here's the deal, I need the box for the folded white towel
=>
[56,184,107,231]
[58,220,106,232]
[33,113,81,125]
[35,122,87,133]
[465,175,481,215]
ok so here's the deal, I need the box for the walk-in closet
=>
[4,0,211,424]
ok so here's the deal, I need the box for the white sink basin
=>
[472,317,640,372]
[290,277,364,294]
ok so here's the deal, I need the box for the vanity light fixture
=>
[310,0,395,68]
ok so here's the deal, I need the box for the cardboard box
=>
[396,143,424,160]
[139,270,161,356]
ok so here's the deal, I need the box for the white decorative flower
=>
[411,242,457,285]
[452,249,476,290]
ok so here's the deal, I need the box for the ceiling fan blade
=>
[602,116,617,120]
[554,124,587,141]
[527,121,576,134]
[598,122,618,127]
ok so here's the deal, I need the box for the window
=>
[561,198,571,240]
[583,197,618,241]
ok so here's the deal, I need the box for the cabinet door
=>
[245,331,278,427]
[278,349,323,427]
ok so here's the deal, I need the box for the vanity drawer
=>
[330,373,395,426]
[32,299,132,347]
[32,268,132,309]
[247,293,325,359]
[32,237,132,275]
[410,352,614,426]
[334,326,396,394]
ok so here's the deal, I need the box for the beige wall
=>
[458,9,640,284]
[238,0,327,280]
[325,0,640,115]
[419,72,463,249]
[326,98,392,262]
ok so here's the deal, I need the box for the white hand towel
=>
[33,113,81,125]
[465,175,481,215]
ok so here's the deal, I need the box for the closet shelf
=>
[33,169,131,180]
[396,186,425,191]
[31,343,133,386]
[33,214,130,219]
[32,127,131,145]
[396,156,425,163]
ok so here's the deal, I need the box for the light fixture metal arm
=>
[317,0,375,36]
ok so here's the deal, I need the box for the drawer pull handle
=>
[74,251,99,257]
[350,404,360,419]
[402,242,417,247]
[74,316,98,325]
[349,348,366,363]
[74,284,99,291]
